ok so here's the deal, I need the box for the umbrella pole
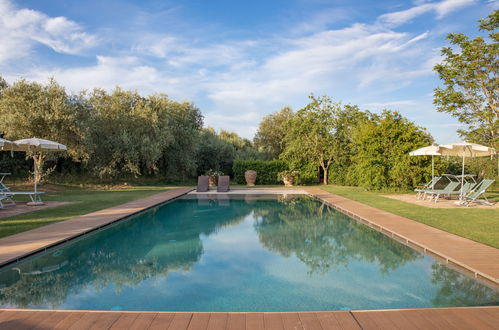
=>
[460,153,465,200]
[431,155,435,189]
[34,154,38,195]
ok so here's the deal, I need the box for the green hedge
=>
[233,160,288,185]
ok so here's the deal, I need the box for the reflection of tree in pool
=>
[0,199,252,308]
[254,197,420,274]
[430,263,499,307]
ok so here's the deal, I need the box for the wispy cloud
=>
[379,0,476,27]
[0,0,97,63]
[364,100,417,109]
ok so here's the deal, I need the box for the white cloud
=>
[0,0,97,63]
[364,100,417,108]
[379,0,476,26]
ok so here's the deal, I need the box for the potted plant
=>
[205,169,224,187]
[278,170,299,186]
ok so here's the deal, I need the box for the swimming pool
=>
[0,194,497,311]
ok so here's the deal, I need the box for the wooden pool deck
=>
[0,307,498,329]
[0,186,498,329]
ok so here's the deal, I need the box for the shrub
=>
[233,160,288,185]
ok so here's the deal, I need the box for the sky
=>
[0,0,497,143]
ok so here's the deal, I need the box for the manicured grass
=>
[320,185,499,249]
[0,184,176,239]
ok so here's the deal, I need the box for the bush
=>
[233,160,288,185]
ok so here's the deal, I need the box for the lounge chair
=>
[415,176,442,199]
[423,181,460,203]
[0,182,44,204]
[461,179,495,206]
[217,176,230,192]
[196,176,209,192]
[0,193,15,208]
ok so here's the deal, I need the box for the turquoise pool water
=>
[0,194,497,311]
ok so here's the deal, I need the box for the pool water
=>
[0,194,497,311]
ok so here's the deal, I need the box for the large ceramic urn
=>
[244,170,257,186]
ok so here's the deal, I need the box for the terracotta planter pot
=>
[283,176,294,186]
[245,170,257,186]
[208,176,217,187]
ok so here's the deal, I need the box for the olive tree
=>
[281,96,339,184]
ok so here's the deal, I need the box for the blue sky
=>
[0,0,497,142]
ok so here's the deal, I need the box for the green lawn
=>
[320,185,499,249]
[0,184,175,239]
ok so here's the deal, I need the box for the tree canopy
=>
[433,10,498,149]
[254,106,294,159]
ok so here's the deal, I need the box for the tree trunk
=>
[322,165,329,185]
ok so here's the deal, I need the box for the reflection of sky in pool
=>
[0,194,497,311]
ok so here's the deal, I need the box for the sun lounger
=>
[217,176,230,192]
[423,181,460,202]
[0,182,44,204]
[461,179,495,206]
[415,176,442,199]
[197,175,209,192]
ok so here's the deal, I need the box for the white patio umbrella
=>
[437,142,496,200]
[409,145,441,189]
[0,138,17,157]
[0,138,16,150]
[13,138,67,204]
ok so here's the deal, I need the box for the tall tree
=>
[350,110,434,190]
[254,106,294,159]
[281,96,339,184]
[433,10,498,149]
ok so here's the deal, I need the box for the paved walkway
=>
[304,187,499,287]
[0,307,498,329]
[0,187,193,267]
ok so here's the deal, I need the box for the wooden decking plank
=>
[68,311,102,330]
[297,312,322,330]
[226,313,246,330]
[89,312,123,329]
[207,313,227,330]
[187,313,210,330]
[246,313,264,330]
[377,311,420,330]
[23,311,56,329]
[281,313,303,330]
[264,313,283,330]
[53,311,86,329]
[148,312,175,330]
[391,310,427,330]
[410,309,453,329]
[0,311,41,330]
[424,309,473,330]
[447,308,498,329]
[352,311,401,329]
[129,312,158,330]
[35,311,73,329]
[168,313,193,330]
[316,311,360,329]
[109,312,141,330]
